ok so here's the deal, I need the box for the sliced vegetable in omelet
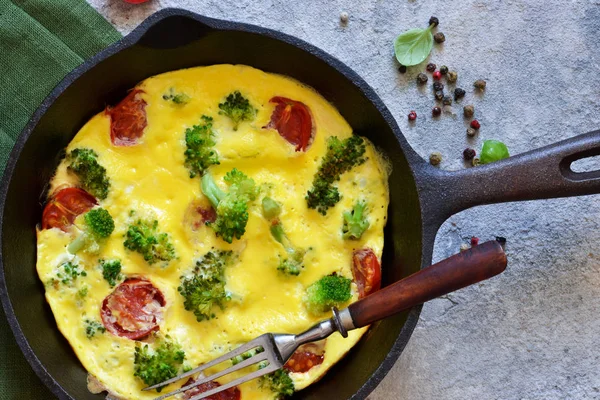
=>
[36,65,390,400]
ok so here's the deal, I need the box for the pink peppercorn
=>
[433,71,442,80]
[470,119,481,129]
[408,111,417,121]
[470,237,480,246]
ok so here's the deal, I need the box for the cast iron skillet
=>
[1,8,600,400]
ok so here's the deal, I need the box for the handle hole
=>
[569,155,600,173]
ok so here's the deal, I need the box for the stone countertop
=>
[88,1,600,398]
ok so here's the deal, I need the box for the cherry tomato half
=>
[183,379,241,400]
[264,96,314,152]
[352,248,382,298]
[284,345,325,373]
[106,89,147,146]
[41,187,97,231]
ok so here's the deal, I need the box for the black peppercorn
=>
[442,95,452,105]
[433,81,444,91]
[429,16,439,27]
[432,106,441,117]
[434,32,445,43]
[398,64,407,74]
[417,73,428,84]
[463,148,476,160]
[435,90,444,100]
[440,65,448,75]
[454,88,466,100]
[495,236,507,246]
[426,63,436,72]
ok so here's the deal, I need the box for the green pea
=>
[480,140,509,164]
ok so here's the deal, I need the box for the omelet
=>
[36,65,390,400]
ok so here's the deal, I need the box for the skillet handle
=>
[346,241,506,328]
[417,129,600,227]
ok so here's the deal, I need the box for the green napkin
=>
[0,1,121,398]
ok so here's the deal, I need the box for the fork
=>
[145,240,507,400]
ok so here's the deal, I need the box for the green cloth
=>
[0,1,121,398]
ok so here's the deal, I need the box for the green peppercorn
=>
[433,82,444,91]
[463,105,475,118]
[417,73,428,84]
[440,65,448,75]
[429,16,439,27]
[429,152,442,166]
[471,157,480,167]
[434,32,445,43]
[454,88,466,100]
[435,90,444,100]
[474,79,487,90]
[442,95,452,105]
[447,71,458,83]
[466,127,477,137]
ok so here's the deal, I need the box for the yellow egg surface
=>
[36,65,390,400]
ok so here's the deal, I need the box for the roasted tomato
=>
[183,379,241,400]
[352,248,382,298]
[264,96,314,152]
[101,278,165,340]
[284,342,325,373]
[41,187,97,231]
[106,89,147,146]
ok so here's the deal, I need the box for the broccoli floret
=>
[162,88,190,104]
[67,148,110,200]
[201,169,259,243]
[100,259,123,287]
[304,274,352,314]
[123,218,176,265]
[270,220,305,276]
[68,208,115,254]
[84,319,106,339]
[342,201,370,240]
[231,346,264,365]
[184,116,220,178]
[133,338,185,392]
[306,136,366,215]
[260,369,295,398]
[78,285,88,298]
[218,91,256,130]
[261,196,282,220]
[51,261,87,287]
[178,250,234,322]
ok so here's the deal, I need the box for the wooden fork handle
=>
[347,240,507,328]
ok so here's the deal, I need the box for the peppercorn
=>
[463,148,476,160]
[471,157,480,167]
[466,127,477,137]
[434,32,446,43]
[495,236,507,246]
[470,237,479,246]
[417,73,428,84]
[426,63,436,72]
[470,119,481,129]
[440,65,448,75]
[435,90,444,100]
[429,152,442,165]
[408,111,417,121]
[432,106,441,117]
[460,243,469,252]
[429,16,439,27]
[433,81,444,91]
[398,64,407,74]
[433,71,442,80]
[340,12,349,23]
[447,71,458,83]
[454,88,466,100]
[474,79,487,90]
[463,104,475,118]
[442,95,452,105]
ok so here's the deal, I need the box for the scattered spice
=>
[433,82,444,91]
[440,65,448,75]
[474,79,487,90]
[429,152,442,165]
[429,16,439,27]
[408,111,417,121]
[434,32,446,43]
[460,243,469,252]
[463,148,476,160]
[398,65,407,74]
[463,104,475,118]
[447,71,458,83]
[417,73,428,84]
[442,95,452,106]
[466,127,477,137]
[426,63,436,72]
[470,237,480,246]
[433,71,442,80]
[495,236,507,246]
[454,88,466,100]
[472,157,480,166]
[432,107,441,117]
[470,119,481,129]
[435,90,444,100]
[340,12,349,23]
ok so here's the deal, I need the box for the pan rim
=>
[0,8,424,400]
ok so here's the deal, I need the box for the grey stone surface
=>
[87,1,600,399]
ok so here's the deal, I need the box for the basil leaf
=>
[480,140,510,164]
[394,25,434,66]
